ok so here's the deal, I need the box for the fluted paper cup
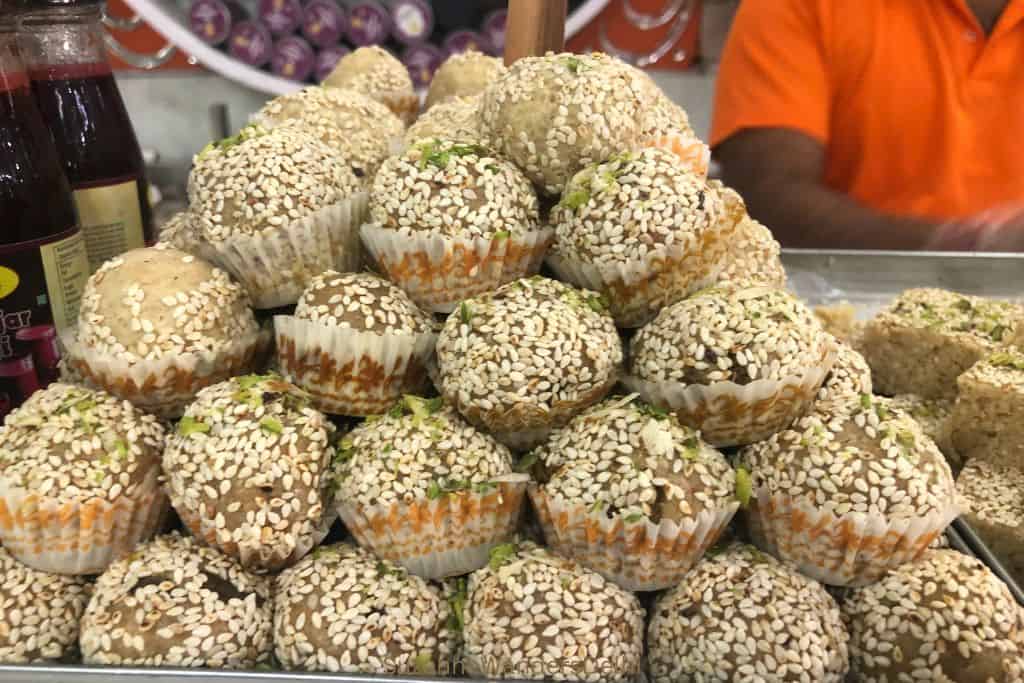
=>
[0,467,168,575]
[360,224,553,313]
[447,375,620,453]
[622,343,836,447]
[175,498,335,575]
[336,475,529,579]
[61,326,268,420]
[746,488,960,587]
[205,194,369,309]
[275,315,436,416]
[529,487,738,592]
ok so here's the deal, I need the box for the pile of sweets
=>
[1,47,1021,682]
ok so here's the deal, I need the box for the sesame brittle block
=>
[957,460,1024,586]
[951,349,1024,468]
[861,288,1023,399]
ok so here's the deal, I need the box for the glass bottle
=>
[16,0,155,272]
[0,10,90,417]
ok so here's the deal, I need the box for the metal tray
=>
[782,248,1024,317]
[1,249,1021,683]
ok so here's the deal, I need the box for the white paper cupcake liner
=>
[746,489,961,587]
[447,374,620,453]
[205,194,369,309]
[622,343,837,447]
[336,475,529,579]
[546,248,718,329]
[529,487,738,592]
[0,467,168,575]
[61,326,268,420]
[175,496,336,574]
[275,315,436,416]
[360,223,554,313]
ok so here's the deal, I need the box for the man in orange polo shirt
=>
[712,0,1024,250]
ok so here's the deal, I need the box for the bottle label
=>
[73,178,146,272]
[0,227,90,418]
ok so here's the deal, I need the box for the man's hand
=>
[931,205,1024,251]
[716,128,943,250]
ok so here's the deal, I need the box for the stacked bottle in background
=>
[187,0,525,86]
[0,9,90,419]
[17,0,155,273]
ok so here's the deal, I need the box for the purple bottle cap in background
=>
[480,9,506,56]
[272,35,316,81]
[315,44,351,81]
[345,1,391,46]
[189,0,244,45]
[390,0,433,46]
[401,42,443,89]
[229,20,274,66]
[442,29,490,58]
[258,0,304,36]
[302,0,348,48]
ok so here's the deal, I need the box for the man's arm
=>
[716,128,940,250]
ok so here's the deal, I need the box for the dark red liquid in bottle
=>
[29,61,155,252]
[18,1,155,271]
[29,63,151,199]
[0,69,79,245]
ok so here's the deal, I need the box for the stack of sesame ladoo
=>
[2,46,1023,682]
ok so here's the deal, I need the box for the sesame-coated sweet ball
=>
[842,549,1024,682]
[333,396,523,578]
[625,285,834,446]
[630,285,828,388]
[479,52,646,195]
[189,126,361,241]
[0,383,167,574]
[711,182,787,290]
[527,395,738,591]
[362,139,549,313]
[80,533,273,669]
[68,245,261,417]
[294,271,434,332]
[648,544,850,683]
[816,337,873,403]
[740,394,959,586]
[276,271,437,415]
[322,46,417,124]
[156,211,198,253]
[274,543,455,674]
[77,246,257,361]
[188,126,366,308]
[425,50,506,109]
[548,147,727,327]
[436,276,623,450]
[162,374,336,573]
[0,545,91,663]
[250,86,403,180]
[624,64,694,139]
[369,138,538,239]
[404,95,483,147]
[463,542,645,682]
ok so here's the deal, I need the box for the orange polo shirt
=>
[711,0,1024,221]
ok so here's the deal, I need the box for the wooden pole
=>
[503,0,568,66]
